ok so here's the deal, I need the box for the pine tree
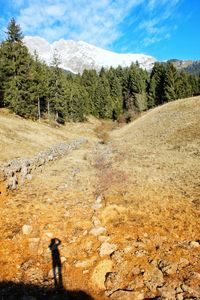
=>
[2,43,33,115]
[0,18,36,117]
[176,72,191,99]
[163,62,178,102]
[188,74,199,96]
[0,45,5,106]
[81,69,98,115]
[147,76,156,108]
[48,52,65,123]
[6,18,24,43]
[126,63,147,112]
[150,62,165,105]
[63,79,88,122]
[107,68,122,120]
[95,74,113,118]
[29,52,49,120]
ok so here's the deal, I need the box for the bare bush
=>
[93,153,129,201]
[94,121,117,144]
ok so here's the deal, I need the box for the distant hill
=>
[168,59,200,75]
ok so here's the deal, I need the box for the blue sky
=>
[0,0,199,60]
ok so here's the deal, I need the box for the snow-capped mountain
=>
[23,36,156,74]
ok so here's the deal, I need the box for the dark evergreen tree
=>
[0,45,5,106]
[1,20,34,117]
[150,62,165,105]
[107,68,122,120]
[63,79,88,122]
[176,71,191,99]
[188,74,199,96]
[125,63,147,112]
[29,52,49,120]
[163,62,178,102]
[99,67,106,78]
[95,74,113,118]
[147,76,156,108]
[121,67,131,110]
[81,69,98,115]
[48,52,66,123]
[6,18,24,43]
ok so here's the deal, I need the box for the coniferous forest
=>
[0,19,200,124]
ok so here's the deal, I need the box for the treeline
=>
[0,19,200,124]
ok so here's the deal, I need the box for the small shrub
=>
[93,153,129,199]
[118,111,135,124]
[94,122,111,144]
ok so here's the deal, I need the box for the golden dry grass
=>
[0,110,98,162]
[111,96,200,201]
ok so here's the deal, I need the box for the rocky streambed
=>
[0,138,200,300]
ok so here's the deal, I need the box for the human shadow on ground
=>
[48,238,63,288]
[0,238,94,299]
[0,281,94,300]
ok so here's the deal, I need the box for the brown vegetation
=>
[93,121,117,144]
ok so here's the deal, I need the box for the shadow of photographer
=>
[49,238,63,289]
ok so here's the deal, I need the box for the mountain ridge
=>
[24,36,200,75]
[23,36,156,74]
[168,59,200,75]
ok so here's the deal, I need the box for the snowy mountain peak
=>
[23,36,157,74]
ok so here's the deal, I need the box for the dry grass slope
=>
[0,110,98,162]
[111,96,200,201]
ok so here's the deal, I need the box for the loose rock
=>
[110,290,144,300]
[143,267,164,292]
[28,238,40,254]
[91,259,113,290]
[189,241,200,248]
[89,227,107,236]
[98,242,118,256]
[22,224,32,235]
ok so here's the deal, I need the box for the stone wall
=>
[0,137,87,190]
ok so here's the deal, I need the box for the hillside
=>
[0,97,200,299]
[0,110,97,162]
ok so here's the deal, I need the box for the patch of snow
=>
[23,36,157,74]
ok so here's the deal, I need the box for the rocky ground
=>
[0,97,200,299]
